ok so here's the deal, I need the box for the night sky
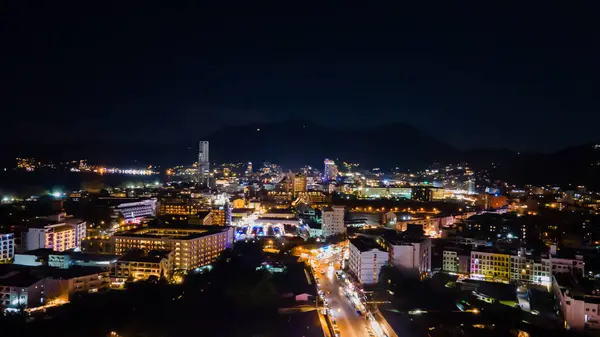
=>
[2,2,599,152]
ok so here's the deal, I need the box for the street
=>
[314,252,374,337]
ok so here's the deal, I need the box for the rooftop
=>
[113,226,230,240]
[349,237,385,252]
[0,270,43,287]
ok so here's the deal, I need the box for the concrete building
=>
[321,205,345,238]
[0,233,15,262]
[470,250,511,282]
[113,227,233,271]
[442,249,470,275]
[24,215,86,252]
[348,238,388,284]
[553,274,600,331]
[113,199,156,224]
[0,271,46,311]
[198,141,210,185]
[47,267,111,300]
[510,250,552,287]
[113,250,174,283]
[388,238,431,278]
[551,255,585,277]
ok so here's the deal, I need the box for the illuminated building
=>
[470,250,511,282]
[321,205,345,237]
[113,227,234,271]
[388,238,431,277]
[204,206,231,226]
[24,215,86,252]
[360,187,412,199]
[292,173,307,197]
[510,249,551,286]
[198,141,210,185]
[114,250,174,282]
[476,194,509,209]
[50,267,111,299]
[411,186,433,202]
[442,250,470,274]
[159,200,203,216]
[0,233,15,262]
[232,198,245,209]
[348,238,387,284]
[246,161,253,174]
[0,271,46,310]
[323,158,338,182]
[113,200,156,224]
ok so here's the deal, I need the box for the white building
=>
[553,274,600,330]
[510,250,552,286]
[348,238,387,284]
[551,256,585,277]
[0,271,47,311]
[0,233,15,262]
[113,199,156,224]
[442,250,470,274]
[24,215,86,252]
[388,238,431,278]
[321,205,345,237]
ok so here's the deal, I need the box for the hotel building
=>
[112,227,234,270]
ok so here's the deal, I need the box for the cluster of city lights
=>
[70,167,157,175]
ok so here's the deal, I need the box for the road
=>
[315,258,373,337]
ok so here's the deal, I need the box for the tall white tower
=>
[198,141,210,185]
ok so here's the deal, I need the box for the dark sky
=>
[2,2,599,152]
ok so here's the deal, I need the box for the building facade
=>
[0,233,15,262]
[114,250,174,282]
[470,251,511,282]
[510,252,552,286]
[348,239,388,284]
[442,250,470,275]
[321,205,345,237]
[25,219,86,252]
[389,238,431,278]
[113,227,234,271]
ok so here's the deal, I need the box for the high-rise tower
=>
[198,141,210,185]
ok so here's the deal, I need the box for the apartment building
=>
[113,227,234,270]
[348,238,387,284]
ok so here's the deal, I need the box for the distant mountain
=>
[203,120,460,170]
[2,120,599,188]
[465,143,600,188]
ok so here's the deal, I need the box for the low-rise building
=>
[442,249,470,275]
[551,255,585,277]
[0,270,47,311]
[113,250,174,282]
[470,250,511,282]
[46,267,111,300]
[348,238,387,285]
[24,215,86,252]
[553,274,600,331]
[510,250,552,286]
